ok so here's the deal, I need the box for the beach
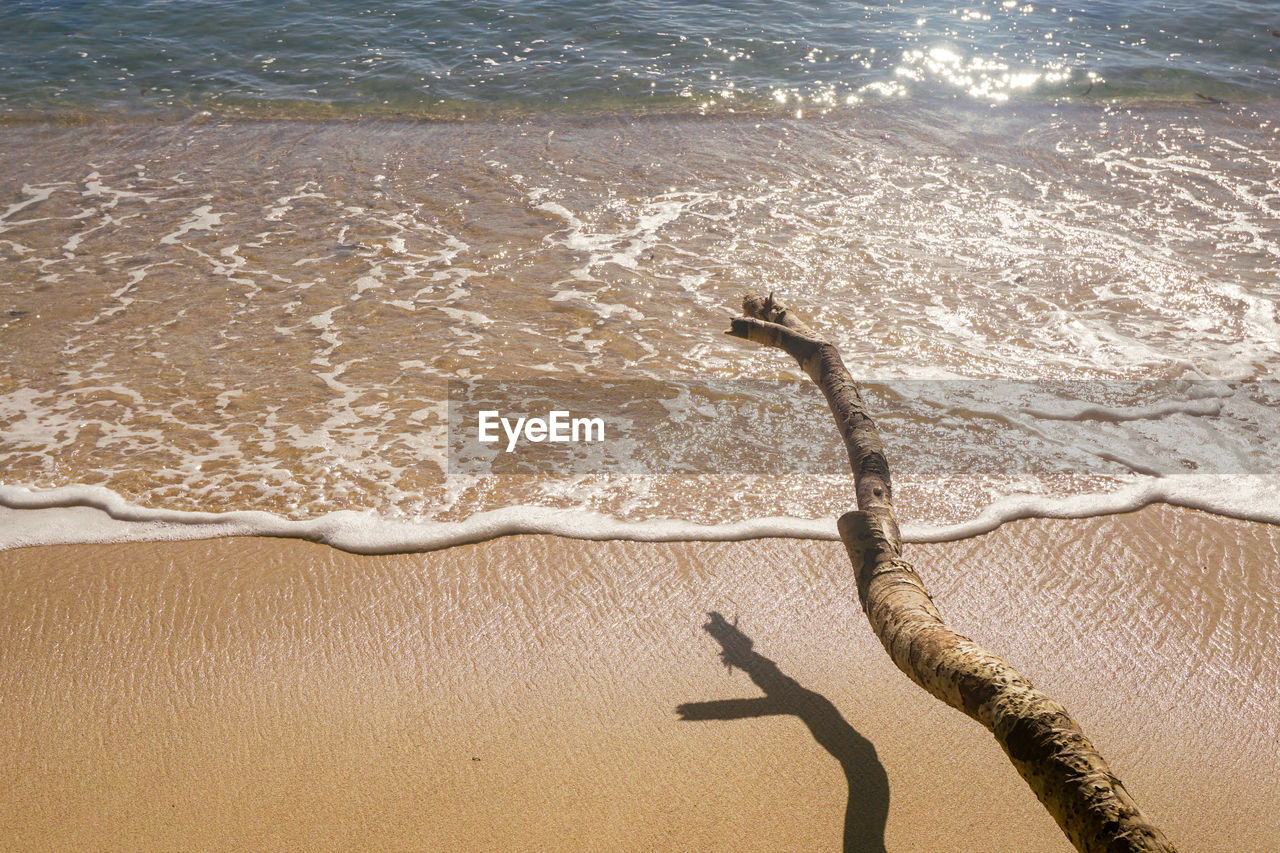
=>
[3,2,1280,849]
[3,504,1276,851]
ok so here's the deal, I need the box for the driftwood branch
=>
[727,292,1175,853]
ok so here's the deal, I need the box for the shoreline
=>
[3,504,1276,851]
[2,90,1276,130]
[5,480,1280,554]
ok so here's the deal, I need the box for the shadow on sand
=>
[678,612,890,853]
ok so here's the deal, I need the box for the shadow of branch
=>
[678,612,890,853]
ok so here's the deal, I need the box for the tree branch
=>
[727,292,1175,853]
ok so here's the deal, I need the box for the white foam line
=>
[0,485,836,554]
[904,477,1280,542]
[2,478,1277,555]
[1021,397,1224,422]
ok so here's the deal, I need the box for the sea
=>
[1,0,1279,552]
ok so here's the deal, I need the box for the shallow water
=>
[1,101,1278,547]
[2,0,1279,547]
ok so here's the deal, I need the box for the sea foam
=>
[3,478,1276,555]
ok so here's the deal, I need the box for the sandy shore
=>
[1,504,1277,851]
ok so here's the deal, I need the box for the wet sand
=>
[2,504,1277,851]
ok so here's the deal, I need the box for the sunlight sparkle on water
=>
[897,46,1070,102]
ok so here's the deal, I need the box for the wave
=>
[3,478,1277,555]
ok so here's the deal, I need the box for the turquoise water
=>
[2,0,1277,118]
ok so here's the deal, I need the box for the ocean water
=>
[2,0,1279,118]
[1,1,1279,551]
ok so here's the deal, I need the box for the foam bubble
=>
[0,182,67,223]
[159,204,224,245]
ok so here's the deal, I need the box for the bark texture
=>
[727,292,1176,853]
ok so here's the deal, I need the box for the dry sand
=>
[1,503,1277,852]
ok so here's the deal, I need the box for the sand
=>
[1,503,1277,852]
